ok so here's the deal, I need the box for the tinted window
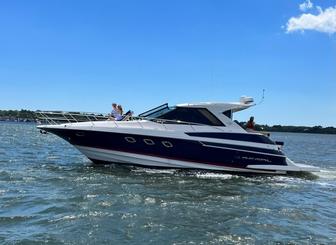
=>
[139,103,170,118]
[157,107,224,126]
[223,110,232,119]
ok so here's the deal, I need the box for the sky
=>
[0,0,335,126]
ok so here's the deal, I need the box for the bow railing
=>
[35,111,227,132]
[35,111,109,125]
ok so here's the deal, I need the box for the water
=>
[0,122,336,244]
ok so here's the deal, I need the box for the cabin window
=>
[75,132,85,137]
[162,141,173,148]
[157,107,224,126]
[125,137,136,143]
[143,139,155,145]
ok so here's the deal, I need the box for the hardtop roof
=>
[176,98,255,113]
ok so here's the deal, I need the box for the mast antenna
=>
[257,89,265,105]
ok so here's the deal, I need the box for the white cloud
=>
[299,0,313,12]
[286,5,336,34]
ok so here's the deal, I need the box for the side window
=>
[198,108,225,126]
[223,110,232,119]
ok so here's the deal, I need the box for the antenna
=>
[256,89,265,105]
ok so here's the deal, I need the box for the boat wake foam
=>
[195,172,234,179]
[313,169,336,180]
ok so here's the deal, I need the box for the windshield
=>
[138,103,174,118]
[145,106,175,119]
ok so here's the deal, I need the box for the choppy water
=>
[0,122,336,244]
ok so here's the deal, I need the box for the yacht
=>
[37,97,319,174]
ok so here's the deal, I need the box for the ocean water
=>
[0,122,335,244]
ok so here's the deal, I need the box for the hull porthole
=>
[162,141,173,148]
[75,132,85,137]
[144,139,155,145]
[125,137,136,143]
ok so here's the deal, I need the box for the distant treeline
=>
[0,109,335,134]
[260,125,336,134]
[0,109,36,122]
[238,122,336,134]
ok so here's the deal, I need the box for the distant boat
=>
[37,97,319,175]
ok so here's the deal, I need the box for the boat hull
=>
[38,126,305,174]
[76,145,287,174]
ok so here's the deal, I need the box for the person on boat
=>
[109,103,118,120]
[246,116,255,130]
[115,105,124,121]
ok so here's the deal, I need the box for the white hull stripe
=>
[200,142,285,158]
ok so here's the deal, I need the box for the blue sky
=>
[0,0,335,126]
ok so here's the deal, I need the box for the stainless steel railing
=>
[35,111,226,132]
[35,111,109,125]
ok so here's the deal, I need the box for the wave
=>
[131,168,177,175]
[50,211,114,222]
[195,172,234,179]
[313,169,336,180]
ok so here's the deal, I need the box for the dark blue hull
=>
[41,127,287,169]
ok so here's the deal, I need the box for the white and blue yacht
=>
[37,97,319,174]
